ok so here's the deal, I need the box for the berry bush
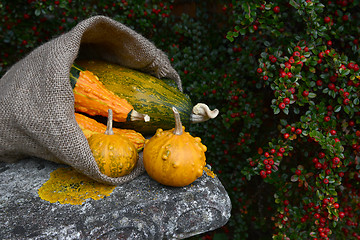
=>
[1,1,359,239]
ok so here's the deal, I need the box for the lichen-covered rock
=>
[0,157,231,239]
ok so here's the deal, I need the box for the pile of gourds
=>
[72,60,217,186]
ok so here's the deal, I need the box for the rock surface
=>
[0,157,231,239]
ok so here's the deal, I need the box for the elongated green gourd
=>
[74,60,193,135]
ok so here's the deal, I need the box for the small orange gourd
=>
[75,112,145,151]
[143,107,207,187]
[87,109,138,178]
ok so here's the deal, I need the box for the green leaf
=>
[334,105,342,112]
[264,41,271,47]
[280,119,288,126]
[288,47,293,54]
[308,93,317,98]
[316,190,323,200]
[283,108,289,115]
[291,175,299,182]
[35,9,41,16]
[226,36,234,42]
[344,105,351,114]
[329,189,337,195]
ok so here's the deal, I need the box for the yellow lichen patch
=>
[38,167,116,205]
[204,166,216,178]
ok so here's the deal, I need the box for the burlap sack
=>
[0,15,182,185]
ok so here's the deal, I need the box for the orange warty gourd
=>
[87,109,138,178]
[143,107,207,187]
[75,112,145,151]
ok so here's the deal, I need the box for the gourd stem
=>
[130,109,150,122]
[190,103,219,123]
[105,109,114,135]
[172,107,183,135]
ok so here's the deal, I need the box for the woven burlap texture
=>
[0,15,182,185]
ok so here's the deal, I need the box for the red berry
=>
[284,133,290,139]
[318,152,325,158]
[316,79,323,86]
[253,25,258,31]
[324,116,331,122]
[330,130,337,135]
[263,75,269,81]
[279,102,286,109]
[283,98,290,104]
[279,147,285,153]
[328,83,336,90]
[333,203,340,209]
[354,64,359,72]
[342,15,349,21]
[339,212,345,218]
[287,72,293,78]
[324,16,331,23]
[318,52,325,58]
[296,128,302,135]
[348,62,355,69]
[273,6,280,13]
[343,98,350,105]
[302,90,309,97]
[315,162,322,169]
[293,51,301,57]
[279,71,286,78]
[323,178,329,184]
[332,157,340,164]
[270,56,277,63]
[295,169,301,176]
[257,68,263,73]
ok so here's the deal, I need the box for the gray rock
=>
[0,157,231,239]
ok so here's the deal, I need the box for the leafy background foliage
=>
[1,0,360,239]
